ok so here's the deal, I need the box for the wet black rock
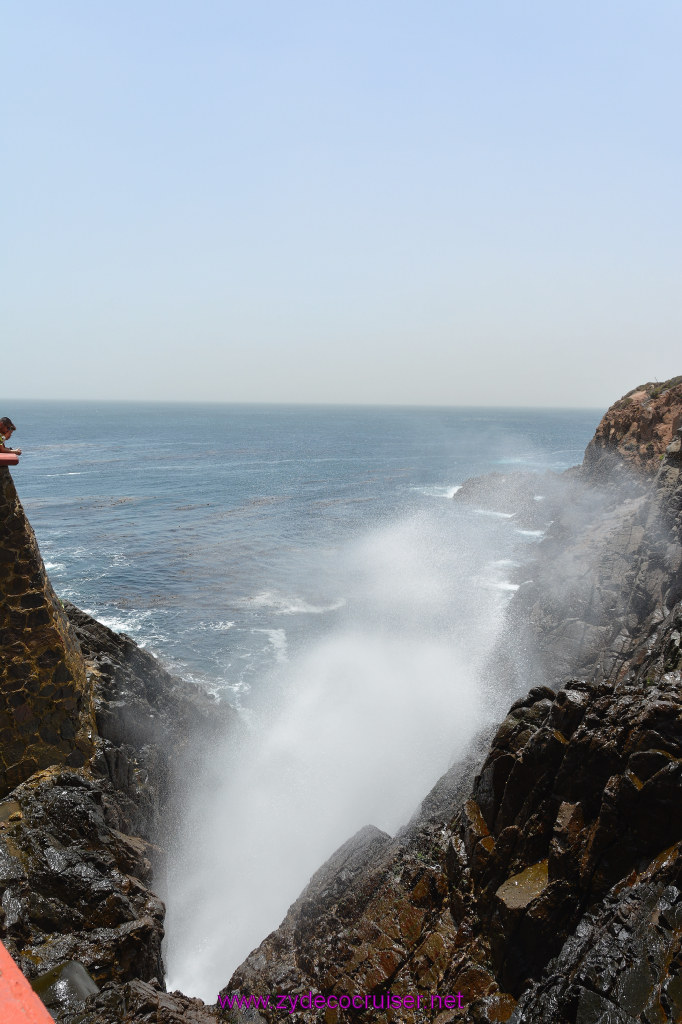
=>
[31,961,100,1015]
[0,604,233,1021]
[510,845,682,1024]
[58,977,221,1024]
[0,766,165,985]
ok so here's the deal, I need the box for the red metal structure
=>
[0,942,55,1022]
[0,453,19,466]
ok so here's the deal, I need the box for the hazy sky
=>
[4,2,680,407]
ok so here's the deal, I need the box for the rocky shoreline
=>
[1,377,681,1022]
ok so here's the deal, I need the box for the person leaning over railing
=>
[0,417,21,456]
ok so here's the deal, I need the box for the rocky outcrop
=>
[0,766,165,985]
[0,607,229,1020]
[582,376,682,483]
[66,603,234,840]
[509,844,682,1023]
[0,467,95,796]
[489,389,682,690]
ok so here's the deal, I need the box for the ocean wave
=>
[92,608,157,638]
[251,627,288,663]
[477,574,520,593]
[516,528,545,538]
[197,620,235,632]
[474,509,515,519]
[410,484,462,499]
[44,561,65,571]
[240,591,346,615]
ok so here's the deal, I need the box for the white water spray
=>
[164,503,520,1000]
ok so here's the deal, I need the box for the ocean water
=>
[12,400,600,704]
[9,400,602,997]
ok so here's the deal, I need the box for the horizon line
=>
[5,396,607,413]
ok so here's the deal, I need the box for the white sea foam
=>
[241,591,346,615]
[96,609,154,636]
[410,484,462,499]
[475,508,515,519]
[251,627,288,664]
[44,561,65,571]
[516,528,545,538]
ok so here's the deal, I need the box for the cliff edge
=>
[0,468,95,795]
[582,375,682,482]
[492,377,682,690]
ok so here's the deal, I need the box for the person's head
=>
[0,417,17,439]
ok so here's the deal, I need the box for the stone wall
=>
[0,467,95,796]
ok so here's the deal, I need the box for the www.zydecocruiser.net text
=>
[218,990,464,1013]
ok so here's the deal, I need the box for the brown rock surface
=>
[0,467,95,796]
[583,375,682,482]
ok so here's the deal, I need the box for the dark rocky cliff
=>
[2,377,682,1023]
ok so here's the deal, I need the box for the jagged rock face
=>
[0,604,233,1021]
[0,468,95,797]
[65,603,234,840]
[454,380,682,690]
[0,760,221,1024]
[58,979,221,1023]
[510,845,682,1023]
[653,427,682,543]
[0,767,165,986]
[454,667,682,997]
[495,408,682,691]
[582,376,682,482]
[221,621,682,1023]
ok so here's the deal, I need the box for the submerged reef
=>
[1,375,682,1023]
